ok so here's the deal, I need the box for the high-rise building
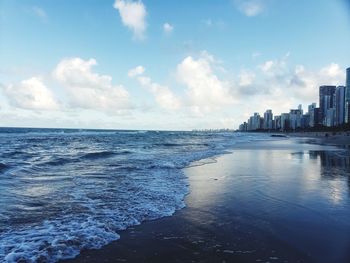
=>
[248,116,253,130]
[319,85,336,125]
[274,115,281,130]
[263,110,273,129]
[308,103,317,127]
[281,113,290,131]
[290,108,302,130]
[335,86,346,126]
[253,113,261,130]
[326,108,335,127]
[345,67,350,123]
[298,104,303,115]
[301,114,310,129]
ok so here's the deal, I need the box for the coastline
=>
[62,137,350,263]
[286,131,350,148]
[239,131,350,147]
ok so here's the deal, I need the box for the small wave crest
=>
[0,131,270,262]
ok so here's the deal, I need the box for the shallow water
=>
[185,141,350,262]
[0,128,266,262]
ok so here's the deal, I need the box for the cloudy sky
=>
[0,0,349,130]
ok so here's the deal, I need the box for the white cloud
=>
[290,63,345,101]
[235,0,264,17]
[319,63,344,79]
[176,52,236,115]
[32,6,47,21]
[239,70,255,86]
[128,65,145,77]
[163,23,174,34]
[53,57,131,113]
[113,0,147,40]
[202,18,226,29]
[128,66,181,110]
[2,77,59,110]
[235,55,346,117]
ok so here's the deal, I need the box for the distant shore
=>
[286,131,350,147]
[238,130,350,147]
[62,137,350,263]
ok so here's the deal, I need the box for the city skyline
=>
[1,0,350,130]
[238,66,350,131]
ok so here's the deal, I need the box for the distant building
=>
[263,110,273,130]
[298,104,303,114]
[281,113,290,131]
[301,114,310,129]
[314,107,321,126]
[248,116,253,130]
[239,122,248,131]
[290,108,303,130]
[253,113,261,130]
[237,66,349,131]
[308,103,317,127]
[274,115,281,130]
[326,108,335,127]
[334,86,346,126]
[346,68,350,123]
[319,85,336,125]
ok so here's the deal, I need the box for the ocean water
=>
[0,128,265,262]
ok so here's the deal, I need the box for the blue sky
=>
[0,0,349,130]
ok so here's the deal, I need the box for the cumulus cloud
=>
[128,65,145,77]
[128,66,181,110]
[113,0,147,40]
[53,57,131,113]
[235,0,264,17]
[239,70,255,86]
[235,54,346,116]
[163,23,174,34]
[2,77,59,110]
[176,52,236,115]
[289,63,345,101]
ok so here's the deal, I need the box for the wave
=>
[0,131,271,262]
[0,163,9,173]
[43,157,78,166]
[81,151,117,160]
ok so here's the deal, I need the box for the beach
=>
[63,137,350,263]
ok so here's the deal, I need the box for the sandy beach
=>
[283,131,350,148]
[63,137,350,263]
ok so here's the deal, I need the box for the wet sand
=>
[287,132,350,148]
[63,138,350,263]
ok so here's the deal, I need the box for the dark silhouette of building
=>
[319,85,336,125]
[345,67,350,123]
[335,86,346,126]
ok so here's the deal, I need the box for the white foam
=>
[0,132,269,262]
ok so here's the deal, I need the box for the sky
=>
[0,0,350,130]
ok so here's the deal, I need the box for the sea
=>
[0,127,265,262]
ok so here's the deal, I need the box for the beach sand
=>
[63,138,350,263]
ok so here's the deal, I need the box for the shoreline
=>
[239,131,350,148]
[62,137,350,263]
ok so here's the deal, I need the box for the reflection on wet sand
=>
[308,150,350,169]
[291,150,350,199]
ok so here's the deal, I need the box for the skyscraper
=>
[319,85,336,125]
[308,103,317,127]
[263,110,273,130]
[290,108,302,130]
[345,67,350,123]
[335,86,346,126]
[281,113,290,131]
